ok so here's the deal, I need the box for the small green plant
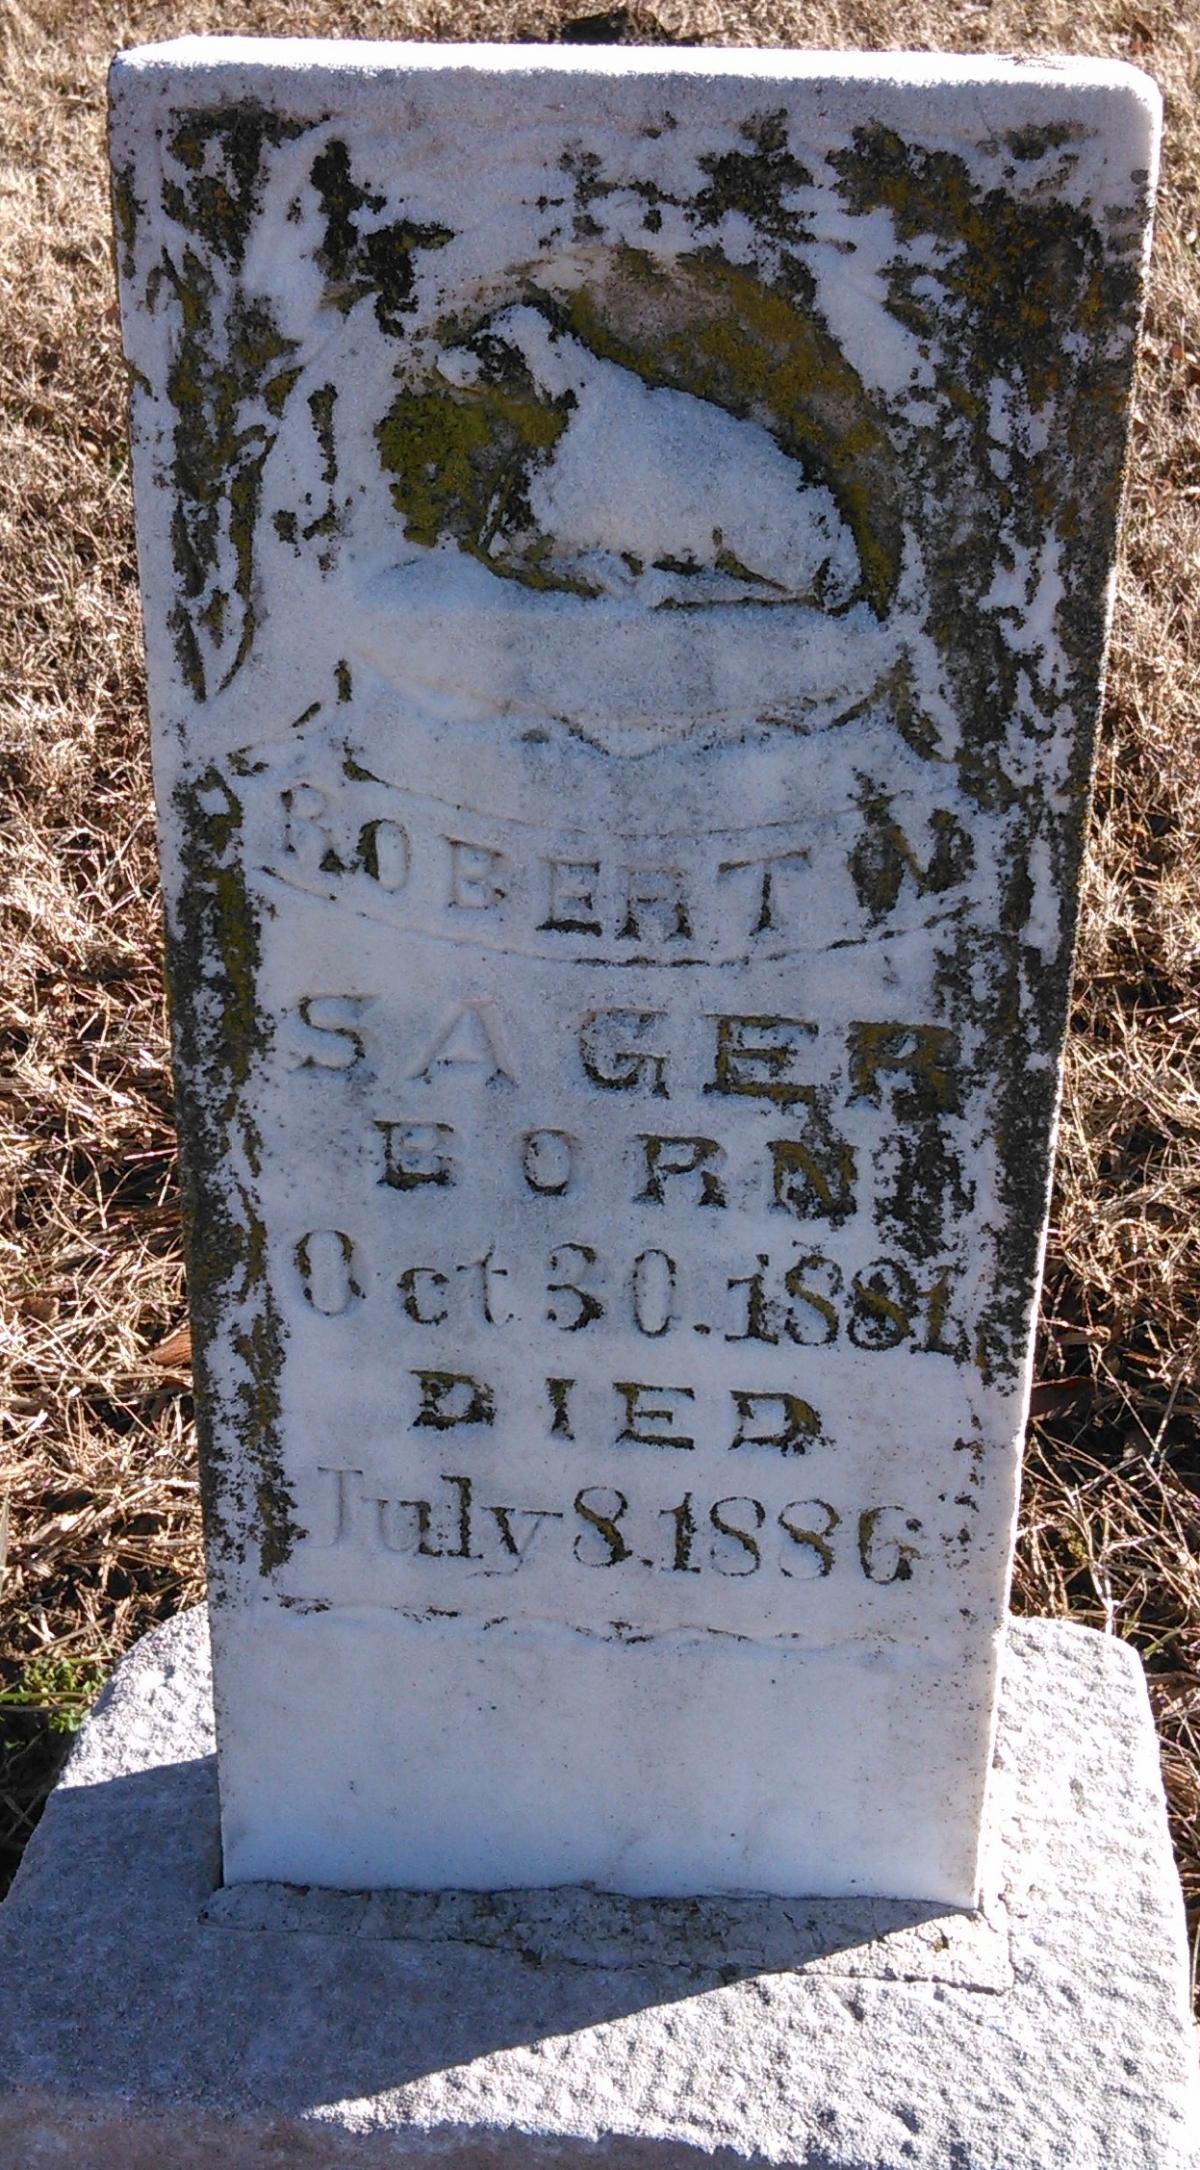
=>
[0,1657,107,1738]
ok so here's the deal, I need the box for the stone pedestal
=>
[1,1608,1195,2169]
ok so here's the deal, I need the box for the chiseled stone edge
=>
[199,1874,1013,1987]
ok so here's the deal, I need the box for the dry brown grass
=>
[2,0,1198,1993]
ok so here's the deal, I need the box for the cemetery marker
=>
[6,41,1200,2170]
[106,41,1161,1904]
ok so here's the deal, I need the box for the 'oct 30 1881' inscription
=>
[112,41,1157,1896]
[211,743,998,1641]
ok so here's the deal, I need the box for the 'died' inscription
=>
[110,51,1156,1661]
[231,738,993,1637]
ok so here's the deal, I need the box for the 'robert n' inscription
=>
[112,42,1156,1896]
[230,740,991,1639]
[260,760,974,964]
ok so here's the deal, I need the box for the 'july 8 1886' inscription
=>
[250,749,987,1640]
[113,42,1157,1895]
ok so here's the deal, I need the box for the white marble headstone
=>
[110,41,1158,1903]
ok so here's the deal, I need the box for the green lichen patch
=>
[559,146,614,243]
[376,325,593,594]
[542,246,902,617]
[158,246,300,699]
[308,383,338,484]
[831,124,1129,411]
[933,898,1068,1385]
[266,382,347,572]
[311,139,453,335]
[389,249,901,614]
[692,111,813,243]
[152,108,453,695]
[863,655,945,764]
[825,123,1149,1377]
[711,539,787,592]
[561,110,812,250]
[111,163,139,283]
[166,765,301,1581]
[1002,121,1081,164]
[831,124,1140,807]
[848,1015,974,1268]
[151,104,322,697]
[877,1115,975,1267]
[164,103,309,274]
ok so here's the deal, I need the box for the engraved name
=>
[259,765,974,962]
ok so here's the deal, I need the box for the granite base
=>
[0,1610,1196,2169]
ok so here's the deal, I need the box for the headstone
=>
[109,40,1159,1904]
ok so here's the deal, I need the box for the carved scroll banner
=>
[110,42,1159,1901]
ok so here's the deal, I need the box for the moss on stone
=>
[155,107,314,698]
[159,257,300,697]
[165,102,308,274]
[711,543,785,592]
[692,110,813,242]
[539,245,902,617]
[199,588,227,642]
[825,124,1148,1378]
[111,164,139,283]
[308,383,338,484]
[559,146,615,242]
[152,121,455,696]
[388,248,900,612]
[376,331,596,593]
[562,110,812,249]
[831,125,1132,411]
[165,765,301,1581]
[311,138,452,335]
[877,1115,976,1267]
[831,124,1139,808]
[1003,121,1080,163]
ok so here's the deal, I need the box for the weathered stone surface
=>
[109,43,1160,1900]
[1,1609,1197,2168]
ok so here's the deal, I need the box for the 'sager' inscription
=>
[279,971,978,1597]
[287,997,960,1113]
[112,40,1158,1897]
